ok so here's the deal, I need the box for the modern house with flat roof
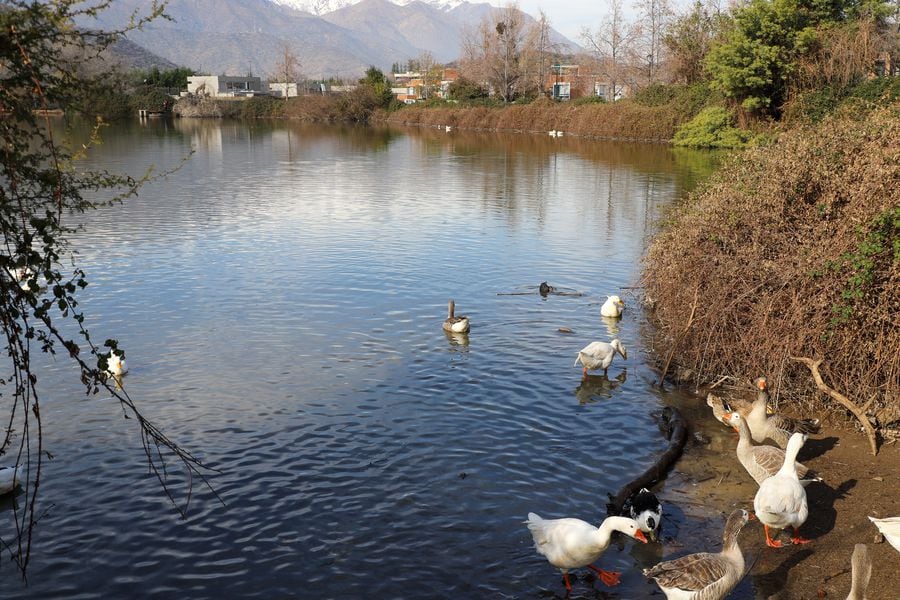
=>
[187,75,264,97]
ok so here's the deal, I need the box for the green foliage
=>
[131,66,195,89]
[358,66,394,109]
[825,207,900,327]
[673,106,755,148]
[240,95,285,118]
[704,0,880,116]
[0,0,211,577]
[447,77,489,101]
[573,95,607,105]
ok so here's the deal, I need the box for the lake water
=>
[0,119,760,598]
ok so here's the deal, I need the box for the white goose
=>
[745,377,820,448]
[846,543,872,600]
[574,339,627,378]
[868,516,900,553]
[526,513,647,592]
[1,465,22,495]
[442,299,469,334]
[600,295,625,318]
[643,509,751,600]
[724,411,821,487]
[753,432,811,547]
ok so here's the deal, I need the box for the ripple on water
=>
[0,122,729,599]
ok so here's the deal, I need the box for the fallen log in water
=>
[606,405,688,517]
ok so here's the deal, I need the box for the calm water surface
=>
[0,119,759,599]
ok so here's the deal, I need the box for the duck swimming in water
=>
[442,299,469,334]
[600,295,625,318]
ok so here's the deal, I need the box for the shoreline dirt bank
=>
[670,386,899,600]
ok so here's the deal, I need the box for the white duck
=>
[600,295,625,318]
[442,299,469,334]
[526,513,647,592]
[846,543,872,600]
[643,509,751,600]
[724,411,821,487]
[868,516,900,553]
[753,432,810,547]
[1,465,22,495]
[104,351,128,377]
[745,377,820,448]
[574,339,627,378]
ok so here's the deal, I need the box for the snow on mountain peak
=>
[270,0,469,15]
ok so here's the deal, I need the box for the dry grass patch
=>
[642,102,899,435]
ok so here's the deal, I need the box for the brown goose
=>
[442,299,469,333]
[724,411,821,486]
[745,377,819,448]
[643,509,751,599]
[706,392,753,431]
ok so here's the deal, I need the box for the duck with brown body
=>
[745,377,820,448]
[643,509,752,600]
[442,299,469,334]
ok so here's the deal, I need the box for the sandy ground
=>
[662,394,900,600]
[758,428,899,600]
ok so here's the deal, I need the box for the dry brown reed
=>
[378,97,693,141]
[642,101,899,431]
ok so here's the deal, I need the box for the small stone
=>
[874,533,884,544]
[872,476,883,482]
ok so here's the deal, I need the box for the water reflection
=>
[574,370,628,405]
[0,119,725,600]
[601,315,622,337]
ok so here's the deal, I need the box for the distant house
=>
[437,68,460,99]
[269,82,299,98]
[392,71,424,104]
[593,82,631,102]
[187,75,264,97]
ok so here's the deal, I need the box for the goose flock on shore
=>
[438,291,895,598]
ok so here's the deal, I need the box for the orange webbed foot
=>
[588,565,621,586]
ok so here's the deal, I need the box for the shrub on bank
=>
[642,101,899,428]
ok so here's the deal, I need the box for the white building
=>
[187,75,264,97]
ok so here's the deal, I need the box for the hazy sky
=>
[515,0,603,42]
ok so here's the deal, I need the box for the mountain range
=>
[84,0,577,80]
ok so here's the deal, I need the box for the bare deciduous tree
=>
[270,43,303,98]
[582,0,639,100]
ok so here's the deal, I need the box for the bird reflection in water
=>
[443,330,470,351]
[601,315,621,336]
[575,370,627,405]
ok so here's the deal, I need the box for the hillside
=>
[78,0,577,78]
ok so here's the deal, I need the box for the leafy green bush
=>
[240,96,285,118]
[573,95,606,106]
[673,106,754,148]
[633,83,678,106]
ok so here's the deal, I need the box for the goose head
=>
[610,339,627,360]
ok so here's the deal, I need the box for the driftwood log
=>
[606,405,688,517]
[790,356,879,456]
